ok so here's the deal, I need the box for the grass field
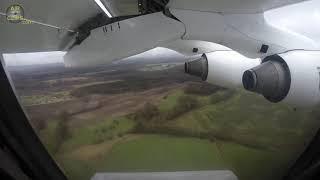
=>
[54,134,224,180]
[103,135,299,180]
[53,134,299,180]
[36,88,319,180]
[101,135,226,171]
[162,89,316,150]
[12,61,320,180]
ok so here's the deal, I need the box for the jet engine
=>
[242,51,320,107]
[185,51,260,89]
[185,50,320,107]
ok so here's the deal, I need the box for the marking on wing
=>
[102,22,121,35]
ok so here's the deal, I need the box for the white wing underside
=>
[0,0,309,66]
[161,40,231,56]
[167,0,307,14]
[0,0,139,54]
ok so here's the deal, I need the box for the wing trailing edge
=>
[64,12,185,67]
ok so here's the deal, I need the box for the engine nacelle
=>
[185,50,320,107]
[243,51,320,107]
[185,51,260,88]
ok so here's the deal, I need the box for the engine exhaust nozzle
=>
[242,56,291,103]
[185,55,208,81]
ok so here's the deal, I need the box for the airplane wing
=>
[167,0,307,14]
[0,0,311,67]
[0,0,138,53]
[64,12,185,67]
[160,40,231,56]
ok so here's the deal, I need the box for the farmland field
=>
[6,59,320,180]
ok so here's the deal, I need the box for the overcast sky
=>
[3,47,184,66]
[3,51,66,66]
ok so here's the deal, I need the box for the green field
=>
[102,135,298,180]
[101,135,226,171]
[53,134,298,180]
[54,134,225,180]
[37,88,320,180]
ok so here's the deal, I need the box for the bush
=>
[133,102,160,123]
[132,102,162,131]
[133,96,200,131]
[106,135,114,141]
[54,112,71,152]
[209,90,235,104]
[184,82,223,96]
[177,95,199,111]
[93,136,105,144]
[53,116,71,153]
[30,118,47,132]
[118,133,124,138]
[165,95,199,120]
[59,111,70,122]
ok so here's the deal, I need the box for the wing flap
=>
[0,0,99,54]
[64,12,185,67]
